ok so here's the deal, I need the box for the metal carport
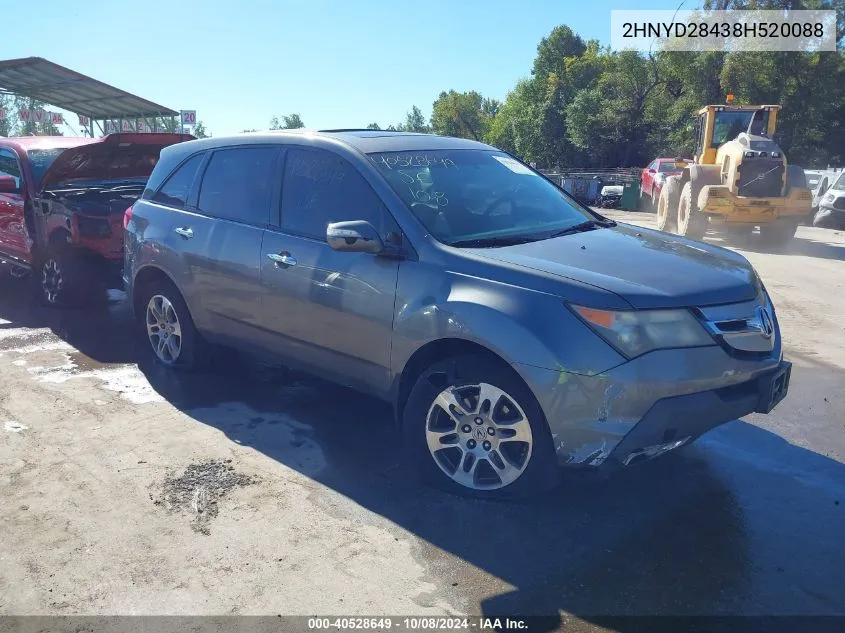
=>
[0,56,180,136]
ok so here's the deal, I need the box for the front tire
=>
[138,278,203,369]
[403,354,558,498]
[656,176,681,232]
[38,245,104,308]
[677,181,708,240]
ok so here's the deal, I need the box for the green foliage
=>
[270,114,305,130]
[366,122,381,130]
[430,91,496,141]
[480,22,845,168]
[193,121,210,138]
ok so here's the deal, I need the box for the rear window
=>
[152,154,204,208]
[197,147,278,225]
[658,161,684,173]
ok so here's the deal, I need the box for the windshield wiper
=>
[549,219,616,238]
[447,234,547,248]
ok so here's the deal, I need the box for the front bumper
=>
[516,342,786,470]
[813,205,845,229]
[700,185,812,224]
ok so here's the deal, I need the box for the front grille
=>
[696,296,776,357]
[833,197,845,210]
[737,159,784,198]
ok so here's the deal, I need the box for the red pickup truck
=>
[0,133,192,306]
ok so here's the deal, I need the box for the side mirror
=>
[0,175,19,193]
[648,168,656,174]
[327,220,384,254]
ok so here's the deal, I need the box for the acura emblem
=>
[755,305,774,339]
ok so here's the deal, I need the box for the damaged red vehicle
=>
[0,133,192,306]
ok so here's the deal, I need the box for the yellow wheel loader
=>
[656,102,813,245]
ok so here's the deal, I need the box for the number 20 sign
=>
[180,110,197,126]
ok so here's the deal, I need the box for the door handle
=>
[267,252,297,267]
[174,227,193,239]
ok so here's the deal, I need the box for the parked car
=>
[0,133,192,305]
[812,171,845,229]
[640,157,689,210]
[597,184,623,208]
[125,130,791,498]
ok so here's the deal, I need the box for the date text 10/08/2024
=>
[307,616,530,630]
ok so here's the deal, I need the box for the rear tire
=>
[403,354,559,499]
[656,176,681,231]
[677,181,708,240]
[137,277,204,370]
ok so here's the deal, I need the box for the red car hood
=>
[39,133,194,191]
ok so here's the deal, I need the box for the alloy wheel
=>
[425,382,533,491]
[41,259,63,304]
[146,294,183,364]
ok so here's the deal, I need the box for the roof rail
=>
[317,128,411,133]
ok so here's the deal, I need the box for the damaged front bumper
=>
[516,342,788,470]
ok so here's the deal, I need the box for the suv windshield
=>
[831,173,845,192]
[370,150,593,246]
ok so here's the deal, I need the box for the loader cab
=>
[692,105,780,165]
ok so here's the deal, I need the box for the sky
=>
[5,0,689,136]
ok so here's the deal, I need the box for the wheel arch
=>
[392,338,517,427]
[131,264,185,320]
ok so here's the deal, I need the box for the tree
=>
[270,114,305,130]
[193,121,210,138]
[398,106,430,133]
[430,91,496,140]
[366,122,381,130]
[532,25,588,79]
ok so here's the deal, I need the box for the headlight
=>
[571,305,714,358]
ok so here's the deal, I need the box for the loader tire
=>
[677,181,708,240]
[656,176,681,232]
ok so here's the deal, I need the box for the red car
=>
[640,157,690,210]
[0,133,192,306]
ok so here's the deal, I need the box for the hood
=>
[39,133,194,191]
[465,224,758,309]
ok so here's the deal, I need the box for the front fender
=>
[390,265,627,380]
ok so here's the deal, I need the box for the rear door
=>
[172,145,281,347]
[260,147,400,395]
[0,147,29,262]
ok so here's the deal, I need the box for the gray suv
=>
[124,130,791,497]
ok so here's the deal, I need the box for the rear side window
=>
[198,147,278,225]
[152,153,204,208]
[280,148,388,240]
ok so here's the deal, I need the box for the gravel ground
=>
[1,215,843,632]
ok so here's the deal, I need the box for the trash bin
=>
[620,182,640,211]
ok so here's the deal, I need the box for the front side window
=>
[0,148,22,190]
[280,148,389,240]
[153,153,204,208]
[198,147,278,225]
[370,150,592,246]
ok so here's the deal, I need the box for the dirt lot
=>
[1,214,844,629]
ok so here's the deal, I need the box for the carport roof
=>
[0,57,178,119]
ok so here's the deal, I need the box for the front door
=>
[260,147,400,395]
[0,148,29,262]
